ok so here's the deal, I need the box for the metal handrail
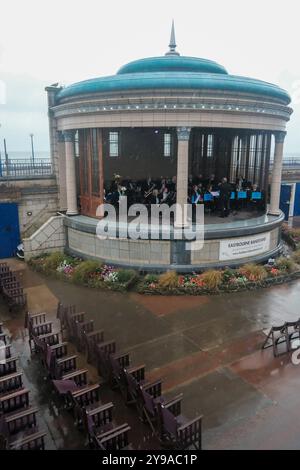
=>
[0,159,52,178]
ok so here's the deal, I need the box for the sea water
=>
[1,150,50,161]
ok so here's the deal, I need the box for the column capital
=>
[57,131,65,143]
[274,131,286,144]
[62,130,75,142]
[177,127,191,141]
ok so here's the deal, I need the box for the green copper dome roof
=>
[57,65,291,105]
[117,56,228,75]
[57,23,290,105]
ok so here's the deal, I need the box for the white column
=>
[57,131,67,211]
[63,130,78,216]
[175,127,191,227]
[268,131,286,216]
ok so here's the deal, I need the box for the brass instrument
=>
[144,184,156,199]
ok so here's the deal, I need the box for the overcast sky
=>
[0,0,299,154]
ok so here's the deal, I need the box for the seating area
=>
[56,302,203,450]
[0,325,46,450]
[262,319,300,357]
[0,262,27,311]
[25,307,132,450]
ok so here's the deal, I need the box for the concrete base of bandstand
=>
[63,210,285,272]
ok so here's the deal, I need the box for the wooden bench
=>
[67,312,86,340]
[75,320,94,352]
[28,312,47,326]
[29,323,54,353]
[9,430,46,450]
[84,402,114,444]
[0,344,12,360]
[96,340,116,380]
[2,281,21,291]
[62,369,88,387]
[158,394,202,450]
[71,384,100,409]
[57,303,76,329]
[71,384,101,425]
[0,333,8,345]
[56,355,77,376]
[3,288,27,310]
[4,406,39,436]
[0,356,18,377]
[50,342,68,359]
[110,352,130,391]
[39,332,60,347]
[0,388,30,414]
[85,329,104,364]
[31,321,53,338]
[0,372,23,395]
[94,423,131,450]
[124,365,146,405]
[139,379,163,432]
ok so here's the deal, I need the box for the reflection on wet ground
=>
[2,259,300,449]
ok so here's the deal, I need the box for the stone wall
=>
[0,177,59,236]
[65,221,282,271]
[23,215,66,261]
[67,226,171,266]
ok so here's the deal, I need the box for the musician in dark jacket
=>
[219,177,232,217]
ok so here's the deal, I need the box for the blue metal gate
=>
[0,203,21,258]
[280,185,292,221]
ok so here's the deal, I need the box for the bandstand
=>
[46,24,293,271]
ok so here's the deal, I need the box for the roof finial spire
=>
[165,20,180,56]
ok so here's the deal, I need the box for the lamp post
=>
[30,133,35,166]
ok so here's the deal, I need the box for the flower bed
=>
[282,224,300,250]
[28,253,138,292]
[138,259,300,295]
[28,248,300,296]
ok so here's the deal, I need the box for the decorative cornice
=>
[52,100,292,121]
[177,127,191,140]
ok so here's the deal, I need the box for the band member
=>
[161,186,170,202]
[167,176,176,193]
[149,189,161,205]
[209,174,218,191]
[142,176,156,203]
[219,177,232,218]
[190,185,201,205]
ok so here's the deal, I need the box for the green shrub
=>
[201,270,223,290]
[72,260,102,283]
[144,274,159,284]
[289,228,300,238]
[238,263,268,281]
[222,269,236,282]
[43,252,65,271]
[158,271,178,289]
[292,249,300,264]
[117,269,137,284]
[275,257,296,273]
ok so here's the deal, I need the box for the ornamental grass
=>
[238,263,268,282]
[200,270,223,290]
[158,270,179,289]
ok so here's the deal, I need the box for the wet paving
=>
[1,259,300,449]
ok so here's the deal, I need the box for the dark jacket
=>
[219,182,232,200]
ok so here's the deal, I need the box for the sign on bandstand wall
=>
[219,232,271,261]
